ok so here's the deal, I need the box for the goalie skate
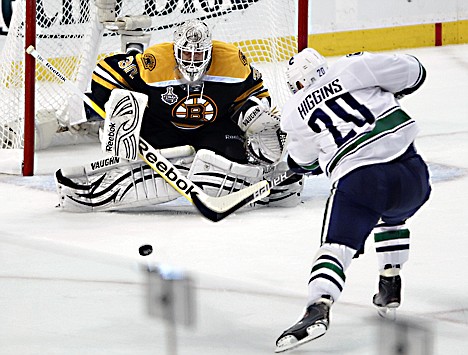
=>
[275,296,332,353]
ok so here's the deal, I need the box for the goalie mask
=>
[174,19,213,83]
[286,48,328,94]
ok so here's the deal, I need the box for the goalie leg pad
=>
[56,147,195,212]
[267,162,304,208]
[187,149,264,201]
[188,150,303,209]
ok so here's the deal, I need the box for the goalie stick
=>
[26,45,270,220]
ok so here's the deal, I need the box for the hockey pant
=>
[306,145,431,304]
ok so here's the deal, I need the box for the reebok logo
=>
[105,122,116,152]
[139,140,196,195]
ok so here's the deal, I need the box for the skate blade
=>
[376,306,397,320]
[275,324,327,353]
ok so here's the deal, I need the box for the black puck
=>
[139,244,153,256]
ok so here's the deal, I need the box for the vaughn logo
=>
[90,156,120,171]
[241,106,261,128]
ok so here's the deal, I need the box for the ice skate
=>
[373,275,401,320]
[275,296,332,353]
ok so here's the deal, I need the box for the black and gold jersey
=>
[89,40,270,133]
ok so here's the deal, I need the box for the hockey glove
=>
[236,96,280,134]
[287,155,323,176]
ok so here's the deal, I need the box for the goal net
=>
[0,0,303,174]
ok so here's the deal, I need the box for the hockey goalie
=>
[55,19,303,212]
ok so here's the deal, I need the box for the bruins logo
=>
[172,94,218,129]
[141,53,156,71]
[238,50,248,66]
[252,67,262,80]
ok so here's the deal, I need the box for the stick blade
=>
[191,180,270,222]
[190,192,237,222]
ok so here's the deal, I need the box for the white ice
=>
[1,44,467,355]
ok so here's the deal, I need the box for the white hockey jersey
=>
[281,51,426,182]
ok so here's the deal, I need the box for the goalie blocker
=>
[101,89,148,161]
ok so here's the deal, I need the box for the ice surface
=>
[1,45,467,355]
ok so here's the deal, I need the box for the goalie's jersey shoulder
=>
[207,40,252,80]
[136,42,177,84]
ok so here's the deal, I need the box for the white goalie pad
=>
[55,145,195,212]
[188,149,264,199]
[102,89,148,160]
[188,150,303,208]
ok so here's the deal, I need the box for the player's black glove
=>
[287,155,323,175]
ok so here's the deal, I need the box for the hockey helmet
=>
[174,19,213,83]
[286,48,328,94]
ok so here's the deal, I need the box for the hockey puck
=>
[139,244,153,256]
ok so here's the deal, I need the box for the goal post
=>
[23,0,36,176]
[0,0,309,176]
[298,0,309,52]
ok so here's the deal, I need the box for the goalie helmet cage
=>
[0,0,309,176]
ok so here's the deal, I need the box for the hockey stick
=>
[190,168,295,222]
[26,45,270,219]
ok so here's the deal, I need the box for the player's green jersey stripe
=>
[327,109,413,174]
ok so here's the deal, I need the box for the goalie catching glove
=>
[235,96,285,164]
[237,96,280,134]
[101,89,148,161]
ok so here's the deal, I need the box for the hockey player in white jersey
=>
[274,48,432,352]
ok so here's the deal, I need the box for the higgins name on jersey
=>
[297,78,344,119]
